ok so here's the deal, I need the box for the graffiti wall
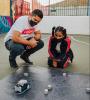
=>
[0,16,13,34]
[0,0,31,34]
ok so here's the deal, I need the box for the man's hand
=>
[29,38,38,48]
[34,30,41,40]
[12,31,38,47]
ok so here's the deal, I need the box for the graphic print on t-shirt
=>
[21,28,35,39]
[22,28,35,34]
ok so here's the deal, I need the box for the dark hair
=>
[52,26,67,39]
[32,9,43,19]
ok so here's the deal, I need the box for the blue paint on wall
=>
[0,16,13,34]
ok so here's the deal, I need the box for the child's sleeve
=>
[48,37,59,58]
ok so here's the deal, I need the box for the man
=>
[4,9,44,68]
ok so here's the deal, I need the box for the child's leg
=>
[48,57,53,67]
[67,49,74,63]
[63,57,70,68]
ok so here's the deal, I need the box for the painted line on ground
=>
[71,36,90,46]
[42,37,49,40]
[42,36,90,46]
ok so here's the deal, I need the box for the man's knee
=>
[37,40,44,49]
[10,42,25,55]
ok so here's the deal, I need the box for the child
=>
[48,26,74,68]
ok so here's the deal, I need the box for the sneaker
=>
[9,56,18,68]
[20,55,33,65]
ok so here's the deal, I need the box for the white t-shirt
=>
[4,16,40,42]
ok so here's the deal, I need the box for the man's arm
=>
[12,31,37,47]
[34,30,41,41]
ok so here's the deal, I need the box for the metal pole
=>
[76,0,78,16]
[48,0,50,16]
[87,0,90,16]
[10,0,13,17]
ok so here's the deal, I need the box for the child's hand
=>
[53,60,57,68]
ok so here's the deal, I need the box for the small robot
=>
[14,79,30,94]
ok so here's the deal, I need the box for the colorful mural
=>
[0,0,31,34]
[0,16,13,34]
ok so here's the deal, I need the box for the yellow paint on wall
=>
[0,0,10,16]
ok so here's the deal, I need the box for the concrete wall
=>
[0,16,89,35]
[38,16,89,35]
